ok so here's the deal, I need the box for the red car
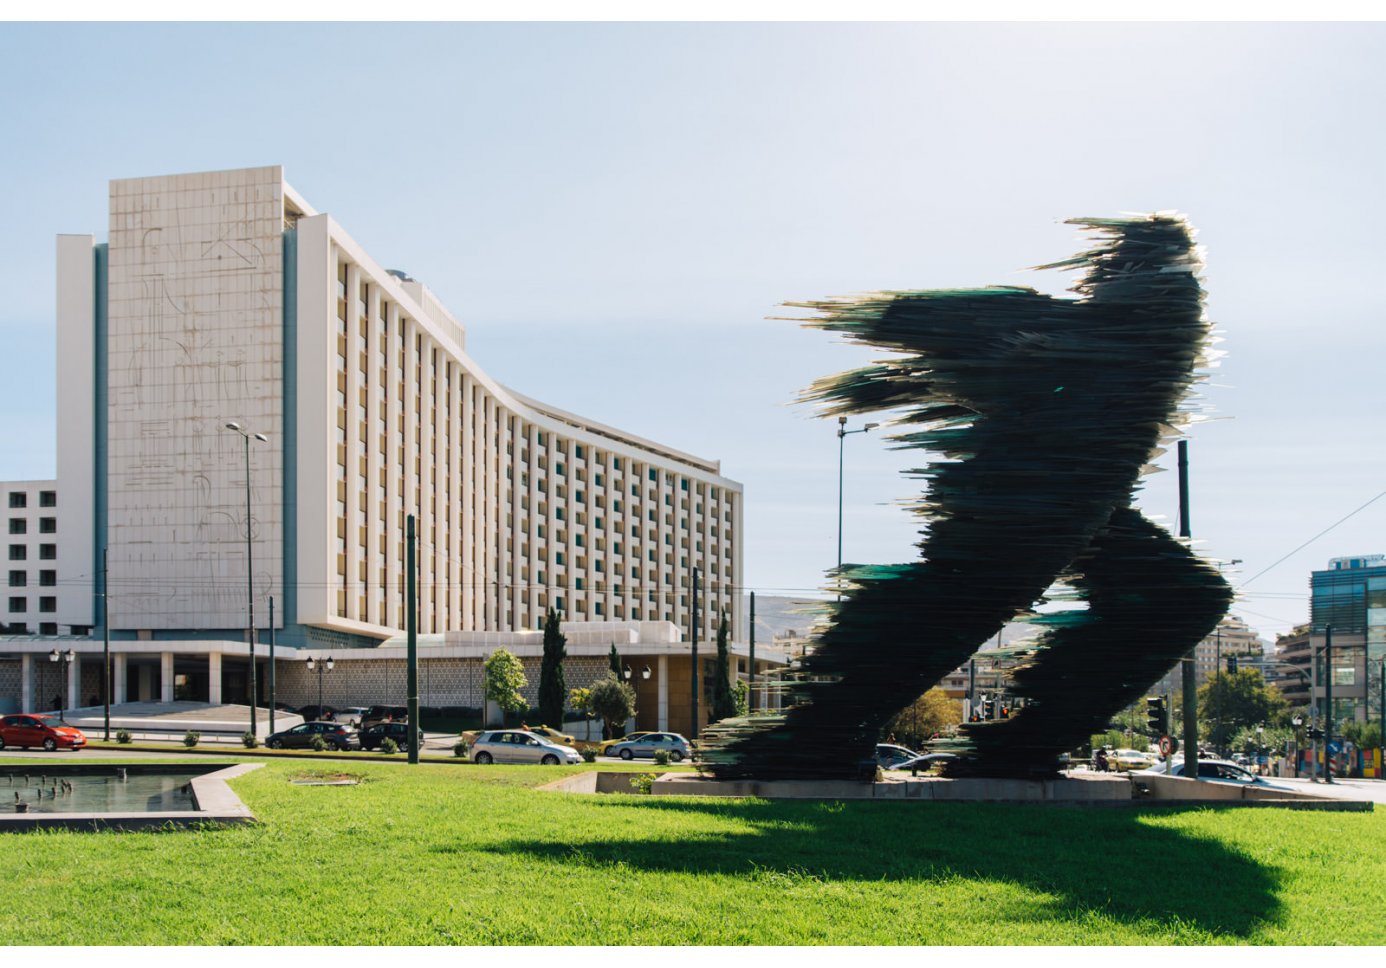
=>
[0,714,87,751]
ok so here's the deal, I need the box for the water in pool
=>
[4,771,198,813]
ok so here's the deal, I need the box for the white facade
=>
[55,166,744,645]
[2,481,62,635]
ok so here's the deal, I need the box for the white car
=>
[470,729,582,765]
[1140,758,1291,790]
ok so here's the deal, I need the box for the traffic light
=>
[982,698,994,720]
[1226,656,1238,674]
[1146,696,1168,735]
[999,703,1010,719]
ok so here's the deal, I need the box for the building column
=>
[160,652,174,703]
[68,656,81,710]
[20,653,31,710]
[658,654,669,731]
[208,652,222,704]
[113,654,127,704]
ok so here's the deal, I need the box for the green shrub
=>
[581,748,597,763]
[241,731,258,749]
[311,735,327,752]
[629,772,656,795]
[653,749,671,766]
[115,729,132,744]
[182,730,200,748]
[453,739,469,758]
[380,737,398,755]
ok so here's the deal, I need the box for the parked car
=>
[522,723,577,746]
[0,713,86,751]
[606,732,693,762]
[359,721,423,752]
[893,752,958,773]
[362,705,409,729]
[265,721,359,751]
[874,744,918,769]
[1109,748,1157,772]
[598,731,652,754]
[1140,758,1290,790]
[297,705,336,722]
[336,706,371,728]
[470,730,582,765]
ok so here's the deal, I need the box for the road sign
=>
[1158,735,1173,757]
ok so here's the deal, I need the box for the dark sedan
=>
[265,721,359,751]
[359,721,421,752]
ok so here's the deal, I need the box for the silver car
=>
[607,732,692,762]
[470,729,581,765]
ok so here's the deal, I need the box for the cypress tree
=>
[712,611,738,721]
[608,642,622,680]
[538,608,567,727]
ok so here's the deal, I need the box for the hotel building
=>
[0,165,769,733]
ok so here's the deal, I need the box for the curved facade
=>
[56,166,743,647]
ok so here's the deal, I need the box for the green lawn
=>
[2,756,1383,945]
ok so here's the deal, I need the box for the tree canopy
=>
[589,673,637,740]
[1197,669,1289,748]
[711,611,737,721]
[484,648,529,719]
[884,688,963,750]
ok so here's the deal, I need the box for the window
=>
[7,571,23,587]
[39,518,55,534]
[8,519,25,535]
[7,493,25,509]
[7,596,24,612]
[39,545,55,561]
[39,491,55,508]
[39,596,55,613]
[39,622,57,636]
[8,546,25,561]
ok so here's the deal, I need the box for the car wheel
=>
[670,751,683,762]
[474,751,493,764]
[620,748,634,760]
[268,738,283,749]
[541,754,559,765]
[0,735,6,750]
[333,742,348,752]
[43,737,57,752]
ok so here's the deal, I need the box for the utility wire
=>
[1239,485,1386,588]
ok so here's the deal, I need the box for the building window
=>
[39,491,55,507]
[8,493,25,509]
[7,596,24,612]
[8,546,25,561]
[39,596,55,613]
[39,518,55,534]
[8,519,25,535]
[39,570,55,587]
[8,571,23,587]
[39,544,55,561]
[39,622,57,636]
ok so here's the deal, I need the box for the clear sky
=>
[1,21,1383,641]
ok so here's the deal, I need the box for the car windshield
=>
[33,716,65,728]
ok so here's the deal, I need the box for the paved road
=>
[1268,776,1386,804]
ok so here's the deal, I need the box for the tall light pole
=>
[48,648,73,721]
[836,416,878,594]
[224,421,267,737]
[1211,559,1242,756]
[306,655,334,717]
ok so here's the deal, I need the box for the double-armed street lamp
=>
[303,651,332,710]
[48,648,74,721]
[224,421,268,737]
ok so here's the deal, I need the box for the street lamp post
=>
[48,648,73,721]
[224,421,267,738]
[306,655,334,716]
[836,416,878,596]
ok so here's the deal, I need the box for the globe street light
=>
[224,421,268,737]
[48,648,74,722]
[306,655,334,717]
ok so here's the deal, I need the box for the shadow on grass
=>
[474,797,1283,938]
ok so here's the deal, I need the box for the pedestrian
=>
[1094,747,1109,772]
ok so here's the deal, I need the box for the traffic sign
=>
[1158,735,1173,757]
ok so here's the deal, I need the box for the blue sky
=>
[1,21,1383,638]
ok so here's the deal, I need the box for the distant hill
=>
[743,593,1040,649]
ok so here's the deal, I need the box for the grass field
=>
[2,755,1384,945]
